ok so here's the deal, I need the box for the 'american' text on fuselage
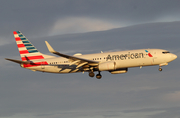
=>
[106,52,144,61]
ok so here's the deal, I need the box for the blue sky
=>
[1,0,180,118]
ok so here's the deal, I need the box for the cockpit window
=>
[162,51,170,54]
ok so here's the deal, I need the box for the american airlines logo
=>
[145,50,153,57]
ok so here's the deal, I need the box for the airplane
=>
[5,31,177,79]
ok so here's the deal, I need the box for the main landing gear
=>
[88,71,102,79]
[89,72,95,77]
[96,71,102,79]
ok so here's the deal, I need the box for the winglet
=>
[45,41,56,53]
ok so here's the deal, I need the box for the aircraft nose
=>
[171,54,177,60]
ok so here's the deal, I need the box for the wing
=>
[45,41,99,68]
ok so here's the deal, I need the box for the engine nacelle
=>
[109,68,128,74]
[98,61,116,71]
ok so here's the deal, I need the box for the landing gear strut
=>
[96,71,102,79]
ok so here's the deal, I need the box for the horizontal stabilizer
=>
[5,58,30,64]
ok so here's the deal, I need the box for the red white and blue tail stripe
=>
[13,31,53,67]
[13,31,53,61]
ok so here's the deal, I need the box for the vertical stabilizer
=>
[13,31,53,61]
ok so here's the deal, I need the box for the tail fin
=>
[13,31,53,61]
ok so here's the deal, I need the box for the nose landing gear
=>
[159,68,162,72]
[158,63,168,72]
[159,65,162,72]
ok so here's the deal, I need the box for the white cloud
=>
[3,109,165,118]
[154,14,180,23]
[163,91,180,102]
[49,17,121,35]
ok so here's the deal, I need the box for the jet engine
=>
[98,61,116,71]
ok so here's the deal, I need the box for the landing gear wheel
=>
[96,74,102,79]
[159,68,162,72]
[89,72,95,77]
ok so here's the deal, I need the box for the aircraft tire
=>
[89,72,95,77]
[96,74,102,79]
[159,68,162,71]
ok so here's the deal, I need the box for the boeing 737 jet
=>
[5,31,177,79]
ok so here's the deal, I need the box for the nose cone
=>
[171,54,177,60]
